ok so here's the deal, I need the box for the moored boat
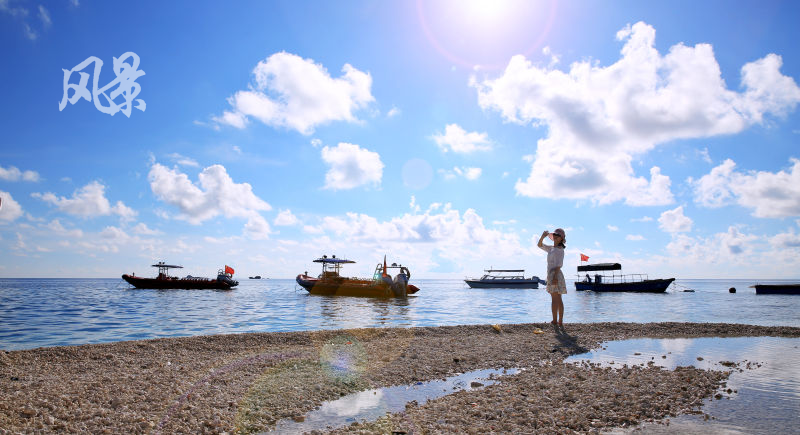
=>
[465,269,544,289]
[122,262,238,290]
[751,283,800,295]
[574,263,674,293]
[296,255,419,297]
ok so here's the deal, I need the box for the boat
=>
[750,283,800,295]
[574,263,674,293]
[249,275,262,279]
[122,262,239,290]
[464,269,544,289]
[296,255,420,297]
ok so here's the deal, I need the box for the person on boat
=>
[584,273,591,283]
[538,228,567,325]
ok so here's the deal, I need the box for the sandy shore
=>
[2,322,799,434]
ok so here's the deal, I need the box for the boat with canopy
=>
[122,262,239,290]
[296,255,419,297]
[574,263,674,293]
[464,269,544,289]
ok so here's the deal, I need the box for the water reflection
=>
[266,367,521,434]
[566,337,800,434]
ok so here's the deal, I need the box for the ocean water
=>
[0,278,798,351]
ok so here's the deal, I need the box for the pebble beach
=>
[2,322,799,434]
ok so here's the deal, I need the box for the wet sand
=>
[2,322,799,434]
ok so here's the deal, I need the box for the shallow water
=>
[565,337,800,435]
[1,278,798,350]
[266,367,521,434]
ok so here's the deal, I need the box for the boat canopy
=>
[577,263,622,272]
[313,255,355,264]
[151,263,183,269]
[485,269,524,272]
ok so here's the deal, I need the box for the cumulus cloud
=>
[607,225,619,231]
[32,181,136,220]
[626,234,645,241]
[320,143,383,190]
[431,124,492,153]
[691,158,800,218]
[439,166,482,180]
[472,21,800,206]
[0,165,40,182]
[771,228,800,249]
[148,164,272,240]
[274,209,300,226]
[318,203,525,254]
[132,222,161,236]
[44,219,83,237]
[214,52,374,135]
[0,190,24,222]
[667,226,757,262]
[658,206,693,233]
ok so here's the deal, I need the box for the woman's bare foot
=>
[558,321,563,326]
[550,320,557,325]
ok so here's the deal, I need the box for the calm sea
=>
[1,278,798,351]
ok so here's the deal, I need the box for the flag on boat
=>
[225,265,235,275]
[580,254,589,262]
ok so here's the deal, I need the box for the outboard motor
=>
[392,267,410,297]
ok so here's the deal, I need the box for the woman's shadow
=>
[550,324,589,355]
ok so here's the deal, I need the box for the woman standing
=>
[538,228,566,325]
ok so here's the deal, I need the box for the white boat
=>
[465,269,544,289]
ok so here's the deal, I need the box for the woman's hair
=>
[558,241,566,248]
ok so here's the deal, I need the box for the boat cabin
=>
[577,263,649,284]
[478,269,527,280]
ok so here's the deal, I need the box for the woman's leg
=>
[550,292,558,324]
[554,293,564,324]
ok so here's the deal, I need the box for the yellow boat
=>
[296,255,419,297]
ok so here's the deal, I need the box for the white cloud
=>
[321,143,383,190]
[0,190,24,222]
[274,209,300,226]
[691,158,800,218]
[607,225,619,231]
[666,226,757,262]
[132,222,161,236]
[32,181,136,220]
[631,216,653,222]
[214,52,374,135]
[0,165,40,182]
[44,219,83,237]
[658,206,693,233]
[472,21,800,206]
[626,234,645,241]
[431,124,492,153]
[148,164,272,238]
[37,5,50,27]
[771,228,800,249]
[439,166,482,180]
[167,153,200,168]
[387,106,401,118]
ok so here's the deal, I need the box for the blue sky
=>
[1,0,799,278]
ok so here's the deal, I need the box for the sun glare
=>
[417,0,557,69]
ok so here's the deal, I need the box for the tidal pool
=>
[566,336,800,434]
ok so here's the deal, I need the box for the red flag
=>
[580,254,589,262]
[225,265,234,275]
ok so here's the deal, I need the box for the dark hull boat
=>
[296,255,419,298]
[122,262,238,290]
[752,284,800,295]
[575,278,675,293]
[575,263,674,293]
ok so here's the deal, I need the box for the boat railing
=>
[576,273,650,284]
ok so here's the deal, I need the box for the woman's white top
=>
[540,245,564,271]
[539,244,566,294]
